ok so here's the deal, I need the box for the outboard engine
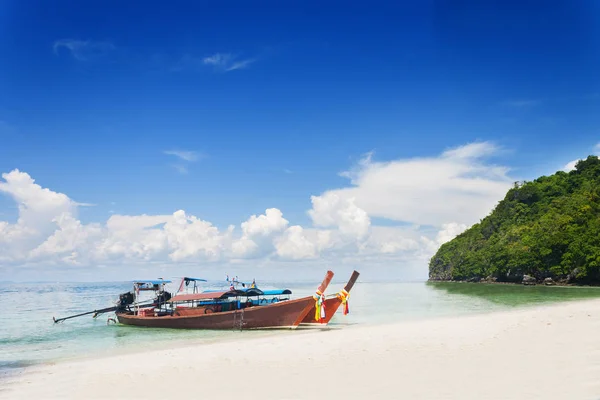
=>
[155,291,172,303]
[116,291,135,311]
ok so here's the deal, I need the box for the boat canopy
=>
[261,289,292,296]
[169,288,270,303]
[133,280,171,285]
[182,277,207,282]
[169,291,230,302]
[202,288,262,295]
[198,288,289,296]
[228,288,264,297]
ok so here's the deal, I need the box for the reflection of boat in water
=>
[301,270,360,326]
[115,271,334,330]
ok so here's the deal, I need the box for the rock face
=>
[428,258,453,281]
[522,275,537,285]
[544,277,555,286]
[567,268,581,283]
[505,269,525,283]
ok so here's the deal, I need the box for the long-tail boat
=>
[115,270,334,330]
[52,279,173,324]
[301,270,360,326]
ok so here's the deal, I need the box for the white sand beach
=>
[4,299,600,400]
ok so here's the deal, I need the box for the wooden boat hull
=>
[301,270,360,325]
[301,296,342,325]
[116,296,315,330]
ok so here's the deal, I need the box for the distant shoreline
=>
[427,278,600,288]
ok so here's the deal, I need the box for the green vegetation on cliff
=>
[429,156,600,284]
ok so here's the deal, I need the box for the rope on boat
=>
[312,290,326,323]
[336,289,350,315]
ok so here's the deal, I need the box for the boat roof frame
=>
[169,288,276,303]
[182,277,208,282]
[132,279,172,285]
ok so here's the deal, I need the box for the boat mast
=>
[134,282,139,316]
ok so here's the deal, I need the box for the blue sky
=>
[0,1,599,281]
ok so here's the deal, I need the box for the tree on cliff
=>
[429,155,600,284]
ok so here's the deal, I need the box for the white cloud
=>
[0,170,235,267]
[323,142,512,228]
[226,59,255,71]
[563,142,600,172]
[419,222,469,256]
[241,208,288,237]
[275,226,317,260]
[0,170,79,259]
[315,230,334,252]
[164,210,229,262]
[95,211,232,263]
[0,143,514,279]
[435,222,468,245]
[53,39,115,61]
[29,213,103,264]
[308,193,370,240]
[231,209,289,259]
[362,226,421,255]
[231,236,259,258]
[164,150,200,162]
[563,159,579,172]
[202,53,255,72]
[164,150,202,174]
[441,141,499,160]
[0,170,74,218]
[203,53,232,66]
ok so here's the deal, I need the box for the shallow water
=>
[2,279,600,377]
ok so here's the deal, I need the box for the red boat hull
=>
[302,296,342,325]
[301,270,359,325]
[117,296,315,330]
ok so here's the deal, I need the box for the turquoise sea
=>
[2,279,600,379]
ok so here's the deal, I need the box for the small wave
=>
[0,360,34,370]
[0,360,36,381]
